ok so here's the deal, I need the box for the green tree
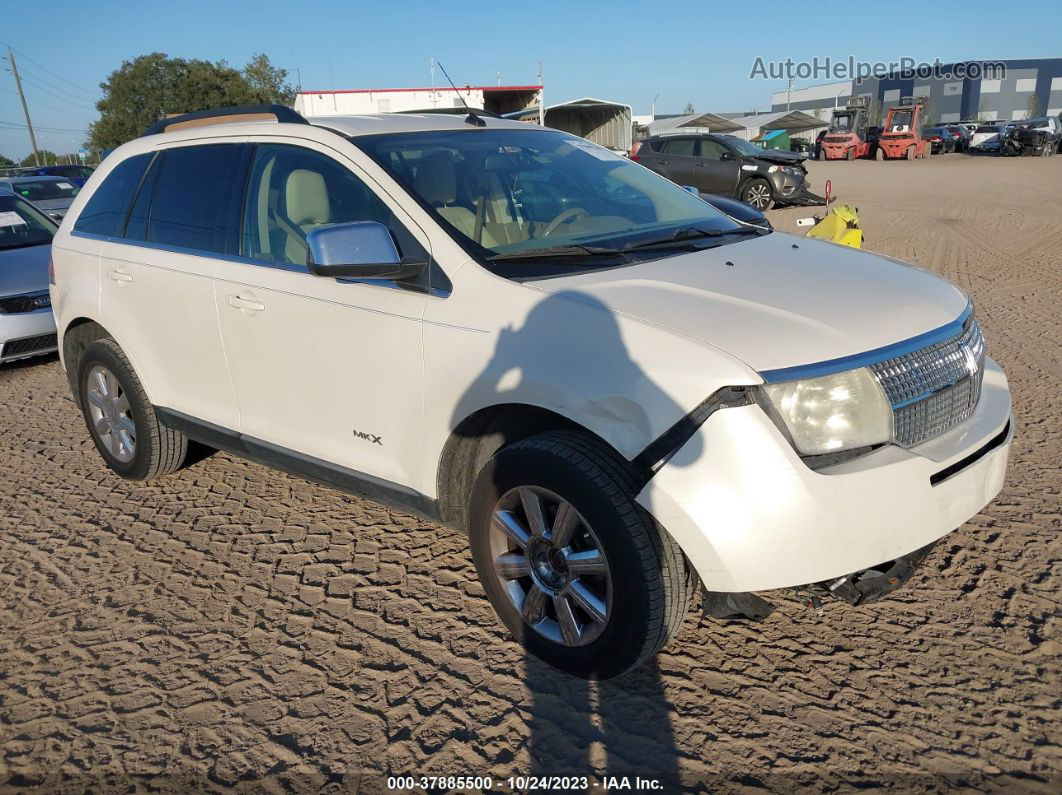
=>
[88,53,260,151]
[1026,92,1042,119]
[0,153,15,168]
[20,150,60,166]
[683,102,696,114]
[244,53,296,105]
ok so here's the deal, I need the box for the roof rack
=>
[141,104,308,137]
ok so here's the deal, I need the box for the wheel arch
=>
[436,402,627,532]
[60,317,114,401]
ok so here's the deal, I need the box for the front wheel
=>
[468,431,692,679]
[77,339,188,480]
[740,179,773,210]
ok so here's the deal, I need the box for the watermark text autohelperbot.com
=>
[750,57,1007,82]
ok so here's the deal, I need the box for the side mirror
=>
[306,221,425,280]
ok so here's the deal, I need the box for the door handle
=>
[227,294,265,312]
[107,268,133,283]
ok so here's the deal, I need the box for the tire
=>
[468,430,692,679]
[905,145,916,161]
[845,148,854,161]
[77,339,188,481]
[876,147,887,161]
[740,178,773,211]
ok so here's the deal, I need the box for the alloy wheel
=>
[85,365,136,463]
[746,183,771,210]
[488,486,612,647]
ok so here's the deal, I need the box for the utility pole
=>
[786,77,793,111]
[537,61,544,126]
[7,48,40,166]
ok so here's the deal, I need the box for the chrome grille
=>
[870,318,985,447]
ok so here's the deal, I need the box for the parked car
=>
[26,164,96,187]
[925,127,955,154]
[0,176,80,220]
[52,105,1013,679]
[970,124,1004,154]
[634,132,815,210]
[0,189,58,365]
[943,125,970,152]
[1001,117,1061,157]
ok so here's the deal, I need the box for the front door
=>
[691,138,741,195]
[215,141,430,490]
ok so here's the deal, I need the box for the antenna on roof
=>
[435,61,486,127]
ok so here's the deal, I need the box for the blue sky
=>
[2,0,1057,158]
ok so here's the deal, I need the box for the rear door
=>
[98,142,248,429]
[692,138,741,195]
[640,137,697,187]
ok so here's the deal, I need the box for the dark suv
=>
[633,133,816,210]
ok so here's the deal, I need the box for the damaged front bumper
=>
[702,541,938,620]
[637,357,1012,595]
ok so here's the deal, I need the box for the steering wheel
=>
[541,207,589,237]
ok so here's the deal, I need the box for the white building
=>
[294,85,542,117]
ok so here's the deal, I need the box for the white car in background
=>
[970,124,1005,153]
[0,189,57,365]
[50,105,1013,678]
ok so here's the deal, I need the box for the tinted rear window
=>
[144,144,246,254]
[73,154,152,236]
[975,126,999,133]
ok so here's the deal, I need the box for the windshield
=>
[721,136,769,157]
[0,194,57,250]
[886,111,914,131]
[6,179,79,202]
[830,113,855,132]
[356,128,747,273]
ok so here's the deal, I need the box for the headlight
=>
[761,368,892,455]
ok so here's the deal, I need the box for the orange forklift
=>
[820,97,873,160]
[876,96,931,160]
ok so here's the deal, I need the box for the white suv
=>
[50,105,1013,678]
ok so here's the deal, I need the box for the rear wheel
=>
[876,147,887,161]
[905,145,916,161]
[740,178,773,210]
[845,148,854,161]
[468,431,692,679]
[77,339,188,480]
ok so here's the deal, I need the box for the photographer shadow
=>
[449,291,693,789]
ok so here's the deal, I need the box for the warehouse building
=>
[772,58,1062,123]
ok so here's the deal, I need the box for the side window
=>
[661,138,696,156]
[242,144,426,268]
[144,144,246,254]
[697,139,728,160]
[72,153,151,236]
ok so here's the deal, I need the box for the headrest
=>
[413,151,458,206]
[285,169,330,226]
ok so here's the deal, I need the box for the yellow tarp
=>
[805,204,863,248]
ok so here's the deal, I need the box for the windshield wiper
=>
[488,244,624,261]
[622,225,767,252]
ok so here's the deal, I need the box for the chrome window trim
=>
[758,303,973,383]
[69,230,447,296]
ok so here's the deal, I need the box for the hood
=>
[752,149,807,165]
[0,243,51,297]
[530,232,969,375]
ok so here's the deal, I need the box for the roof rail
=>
[141,104,308,137]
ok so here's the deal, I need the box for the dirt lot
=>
[1,153,1059,793]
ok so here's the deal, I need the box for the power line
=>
[0,41,99,98]
[17,74,97,110]
[0,120,89,133]
[15,61,100,105]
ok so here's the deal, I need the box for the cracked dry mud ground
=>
[1,155,1059,793]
